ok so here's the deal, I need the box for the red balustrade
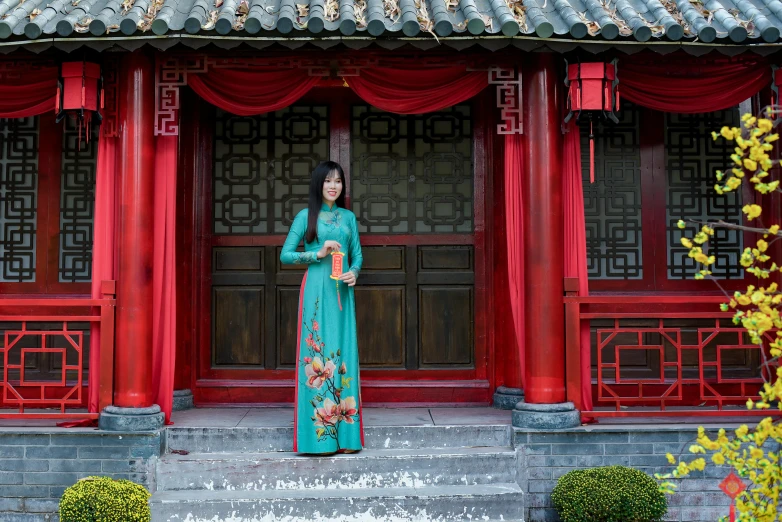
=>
[0,281,115,419]
[564,278,780,418]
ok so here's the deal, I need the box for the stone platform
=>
[0,407,747,522]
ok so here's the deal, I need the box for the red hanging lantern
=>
[55,61,104,147]
[564,61,620,183]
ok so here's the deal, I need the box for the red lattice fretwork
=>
[2,325,84,410]
[594,318,778,413]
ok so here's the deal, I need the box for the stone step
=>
[165,424,512,453]
[156,447,517,491]
[150,483,525,522]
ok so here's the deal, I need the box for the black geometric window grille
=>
[580,104,643,279]
[665,110,743,279]
[212,105,329,235]
[351,105,473,234]
[0,117,39,283]
[59,118,97,283]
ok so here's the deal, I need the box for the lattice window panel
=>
[59,119,97,283]
[351,105,473,234]
[665,110,743,279]
[580,105,643,279]
[213,106,329,235]
[0,117,39,283]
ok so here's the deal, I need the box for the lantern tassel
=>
[589,119,595,184]
[336,279,342,311]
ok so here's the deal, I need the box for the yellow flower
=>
[757,118,773,133]
[744,158,758,171]
[666,453,676,464]
[712,453,725,465]
[768,224,780,236]
[680,237,693,249]
[721,126,736,140]
[742,204,762,220]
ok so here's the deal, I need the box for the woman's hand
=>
[339,271,357,287]
[317,240,342,259]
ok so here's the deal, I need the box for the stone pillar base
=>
[99,405,165,431]
[512,401,581,429]
[492,386,524,410]
[173,389,195,411]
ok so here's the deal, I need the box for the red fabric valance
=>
[619,53,770,113]
[188,68,322,116]
[347,66,488,114]
[188,65,488,116]
[0,67,57,117]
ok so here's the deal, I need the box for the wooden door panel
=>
[277,287,301,368]
[419,246,472,270]
[355,286,405,367]
[197,95,489,399]
[419,286,473,367]
[362,246,405,271]
[212,287,264,367]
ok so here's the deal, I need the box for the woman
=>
[280,161,364,455]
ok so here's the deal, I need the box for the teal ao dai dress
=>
[280,203,364,454]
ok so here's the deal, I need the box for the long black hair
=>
[305,161,346,243]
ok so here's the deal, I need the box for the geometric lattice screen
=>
[351,105,473,234]
[212,105,330,235]
[59,118,98,283]
[580,104,643,279]
[665,109,743,279]
[0,117,39,283]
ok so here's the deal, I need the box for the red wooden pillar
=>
[523,53,566,404]
[114,52,156,408]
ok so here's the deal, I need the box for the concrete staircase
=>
[150,424,524,522]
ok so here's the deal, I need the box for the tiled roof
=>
[1,0,782,49]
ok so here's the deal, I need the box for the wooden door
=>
[189,88,493,405]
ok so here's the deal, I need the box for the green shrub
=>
[59,476,151,522]
[551,466,667,522]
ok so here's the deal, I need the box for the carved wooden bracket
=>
[488,66,523,135]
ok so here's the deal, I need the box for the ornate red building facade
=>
[0,1,779,429]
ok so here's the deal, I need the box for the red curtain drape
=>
[0,67,57,117]
[152,136,178,424]
[620,53,770,113]
[504,133,526,390]
[188,69,322,116]
[348,66,488,114]
[88,136,118,415]
[562,121,592,417]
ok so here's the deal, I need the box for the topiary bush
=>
[59,476,151,522]
[551,466,667,522]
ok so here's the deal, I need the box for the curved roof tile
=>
[0,0,781,47]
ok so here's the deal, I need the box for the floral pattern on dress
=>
[300,298,359,447]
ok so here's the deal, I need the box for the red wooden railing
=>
[564,278,779,418]
[0,281,115,419]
